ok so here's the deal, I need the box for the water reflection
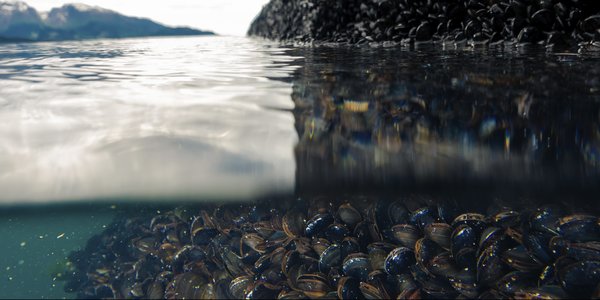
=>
[290,46,600,196]
[0,37,299,204]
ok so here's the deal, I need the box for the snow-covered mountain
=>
[0,1,43,31]
[0,1,213,42]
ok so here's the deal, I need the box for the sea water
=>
[1,36,599,298]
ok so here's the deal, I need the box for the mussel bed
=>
[63,196,600,299]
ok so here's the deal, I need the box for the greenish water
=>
[1,206,116,299]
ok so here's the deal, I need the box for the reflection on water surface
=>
[0,37,298,203]
[291,46,600,197]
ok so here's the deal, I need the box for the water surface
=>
[1,37,599,204]
[1,36,600,298]
[0,36,299,204]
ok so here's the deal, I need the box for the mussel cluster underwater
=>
[63,196,600,299]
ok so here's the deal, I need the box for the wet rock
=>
[247,0,600,46]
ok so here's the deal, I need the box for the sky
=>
[24,0,270,36]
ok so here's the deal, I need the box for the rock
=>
[248,0,600,46]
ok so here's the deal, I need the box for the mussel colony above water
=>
[62,196,600,299]
[249,0,600,48]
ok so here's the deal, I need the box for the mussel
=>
[559,260,600,298]
[319,244,343,273]
[502,245,544,272]
[558,215,600,243]
[229,276,253,299]
[391,224,421,249]
[383,247,415,276]
[296,273,332,298]
[64,199,600,300]
[343,253,370,282]
[410,207,437,229]
[477,244,509,287]
[305,213,334,238]
[164,273,207,299]
[451,225,477,258]
[338,203,363,228]
[424,223,452,250]
[496,271,537,297]
[337,277,363,300]
[282,210,306,238]
[246,281,282,299]
[452,213,487,234]
[449,270,479,298]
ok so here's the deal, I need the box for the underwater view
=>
[2,0,600,299]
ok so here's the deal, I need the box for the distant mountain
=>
[0,35,30,43]
[0,1,43,32]
[0,1,214,42]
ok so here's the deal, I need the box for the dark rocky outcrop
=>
[248,0,600,46]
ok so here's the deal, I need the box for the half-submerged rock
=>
[248,0,600,46]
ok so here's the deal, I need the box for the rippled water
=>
[0,36,299,204]
[1,36,600,298]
